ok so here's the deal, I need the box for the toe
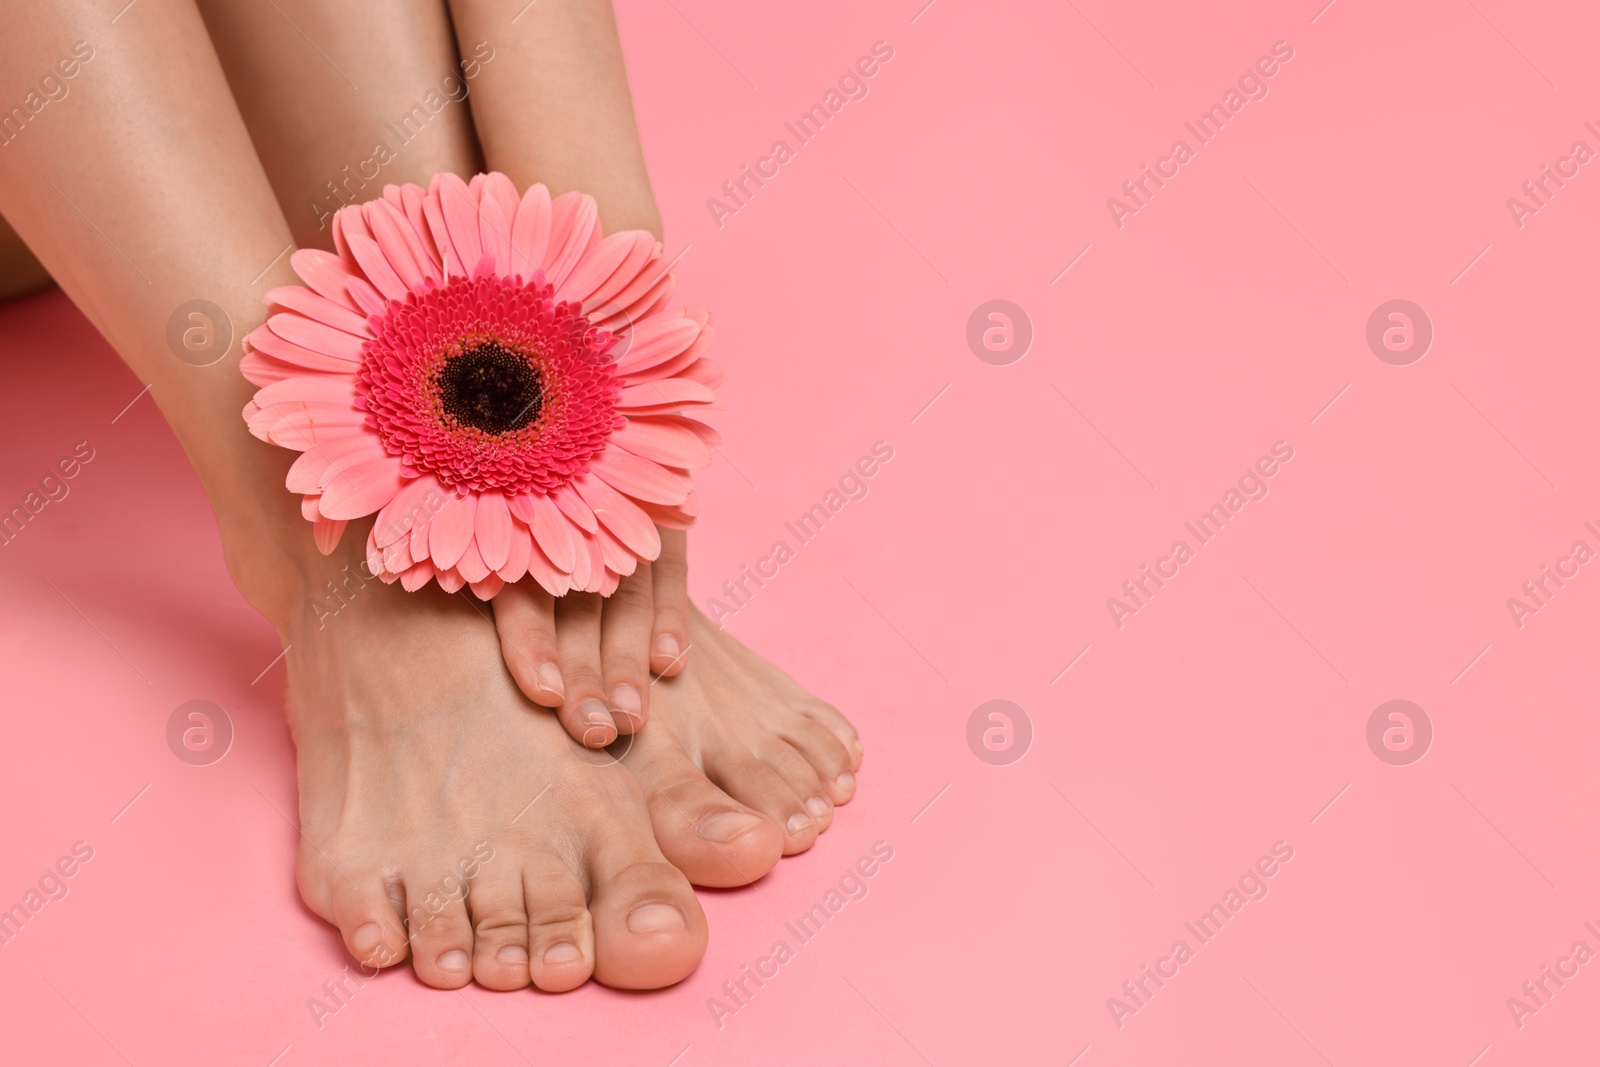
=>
[468,870,530,991]
[629,739,784,887]
[523,860,595,993]
[329,867,410,970]
[798,698,863,770]
[587,843,707,989]
[600,567,654,734]
[650,530,691,677]
[778,714,858,805]
[404,865,476,989]
[709,749,819,855]
[555,593,617,748]
[757,738,835,830]
[494,583,565,709]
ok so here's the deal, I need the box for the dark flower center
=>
[437,342,543,434]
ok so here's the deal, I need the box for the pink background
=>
[3,0,1598,1063]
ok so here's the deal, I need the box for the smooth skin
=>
[0,0,863,990]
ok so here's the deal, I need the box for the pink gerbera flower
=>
[240,172,721,599]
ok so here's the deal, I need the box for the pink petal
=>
[397,183,444,272]
[372,475,445,547]
[290,249,359,309]
[545,192,598,288]
[249,324,361,372]
[510,183,553,280]
[567,529,596,590]
[610,418,713,469]
[366,197,438,292]
[267,286,371,337]
[557,230,641,304]
[682,357,724,389]
[313,518,347,555]
[436,173,486,278]
[456,541,490,583]
[553,484,600,533]
[523,537,571,597]
[345,277,389,318]
[617,378,717,410]
[345,231,409,302]
[614,313,703,375]
[317,455,408,519]
[286,434,382,493]
[527,492,579,571]
[421,191,464,279]
[594,525,640,576]
[573,474,660,560]
[581,233,658,313]
[470,575,505,600]
[428,493,477,570]
[478,188,514,276]
[436,567,467,594]
[475,492,513,570]
[500,524,532,583]
[268,313,367,362]
[587,449,691,505]
[399,560,435,591]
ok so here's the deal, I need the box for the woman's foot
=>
[260,531,708,991]
[618,608,865,887]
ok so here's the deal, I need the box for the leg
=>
[1,0,706,990]
[448,0,864,877]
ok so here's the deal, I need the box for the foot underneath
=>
[266,534,708,991]
[618,608,865,888]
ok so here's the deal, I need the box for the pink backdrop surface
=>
[2,0,1598,1063]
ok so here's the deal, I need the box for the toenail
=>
[497,945,529,965]
[581,698,614,729]
[439,949,471,972]
[654,633,681,662]
[702,811,765,842]
[544,942,582,964]
[351,923,381,954]
[627,903,687,933]
[537,662,565,698]
[786,812,812,835]
[836,772,856,792]
[805,795,831,820]
[609,684,642,724]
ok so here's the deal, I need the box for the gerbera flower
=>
[240,172,720,599]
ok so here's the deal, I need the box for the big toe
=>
[588,848,707,989]
[626,743,784,887]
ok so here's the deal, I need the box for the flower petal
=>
[545,192,598,288]
[552,484,600,533]
[614,313,703,376]
[317,454,409,520]
[527,492,579,572]
[581,233,658,313]
[557,230,640,304]
[616,378,717,410]
[475,491,513,570]
[510,183,553,281]
[290,249,359,310]
[267,287,371,337]
[500,523,532,583]
[610,417,713,469]
[428,493,477,570]
[573,473,660,560]
[587,449,691,505]
[268,313,367,362]
[437,173,486,278]
[345,231,409,303]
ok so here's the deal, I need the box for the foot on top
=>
[618,607,865,888]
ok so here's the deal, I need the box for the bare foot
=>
[261,532,708,990]
[618,608,865,887]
